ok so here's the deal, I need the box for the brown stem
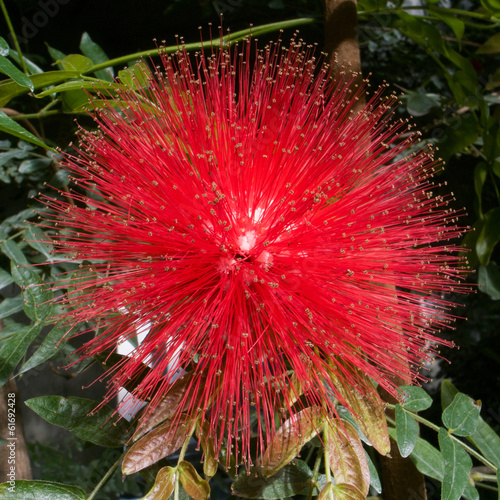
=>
[322,0,362,80]
[0,379,32,482]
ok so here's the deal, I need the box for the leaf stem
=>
[87,18,316,73]
[0,0,27,73]
[306,451,322,500]
[87,450,126,500]
[386,404,498,471]
[323,446,335,500]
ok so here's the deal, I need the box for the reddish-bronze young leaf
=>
[332,367,390,456]
[324,418,370,496]
[196,421,218,478]
[135,371,197,439]
[141,466,176,500]
[333,483,366,500]
[261,406,324,477]
[317,482,334,500]
[178,460,210,500]
[122,414,193,474]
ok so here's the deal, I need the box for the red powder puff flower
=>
[38,36,468,465]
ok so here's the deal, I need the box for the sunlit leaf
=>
[58,54,94,73]
[0,480,86,499]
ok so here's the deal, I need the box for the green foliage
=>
[25,396,132,448]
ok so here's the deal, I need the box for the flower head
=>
[39,36,468,464]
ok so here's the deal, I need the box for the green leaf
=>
[17,325,68,375]
[400,385,433,412]
[0,323,42,386]
[0,480,86,499]
[478,262,500,300]
[0,37,9,56]
[405,90,440,116]
[11,262,53,321]
[0,296,23,320]
[365,451,381,494]
[231,460,313,499]
[34,79,115,99]
[0,70,80,107]
[395,405,419,458]
[0,110,49,150]
[442,380,500,467]
[25,396,131,447]
[441,379,459,410]
[476,207,500,265]
[439,428,472,500]
[118,63,151,90]
[58,54,94,73]
[0,268,14,288]
[469,416,500,469]
[25,226,54,261]
[474,162,488,218]
[389,428,445,482]
[79,32,113,82]
[9,50,43,75]
[463,482,480,500]
[442,393,480,437]
[477,32,500,54]
[46,44,66,64]
[430,11,465,43]
[18,157,52,175]
[0,55,33,90]
[436,113,479,161]
[1,239,28,265]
